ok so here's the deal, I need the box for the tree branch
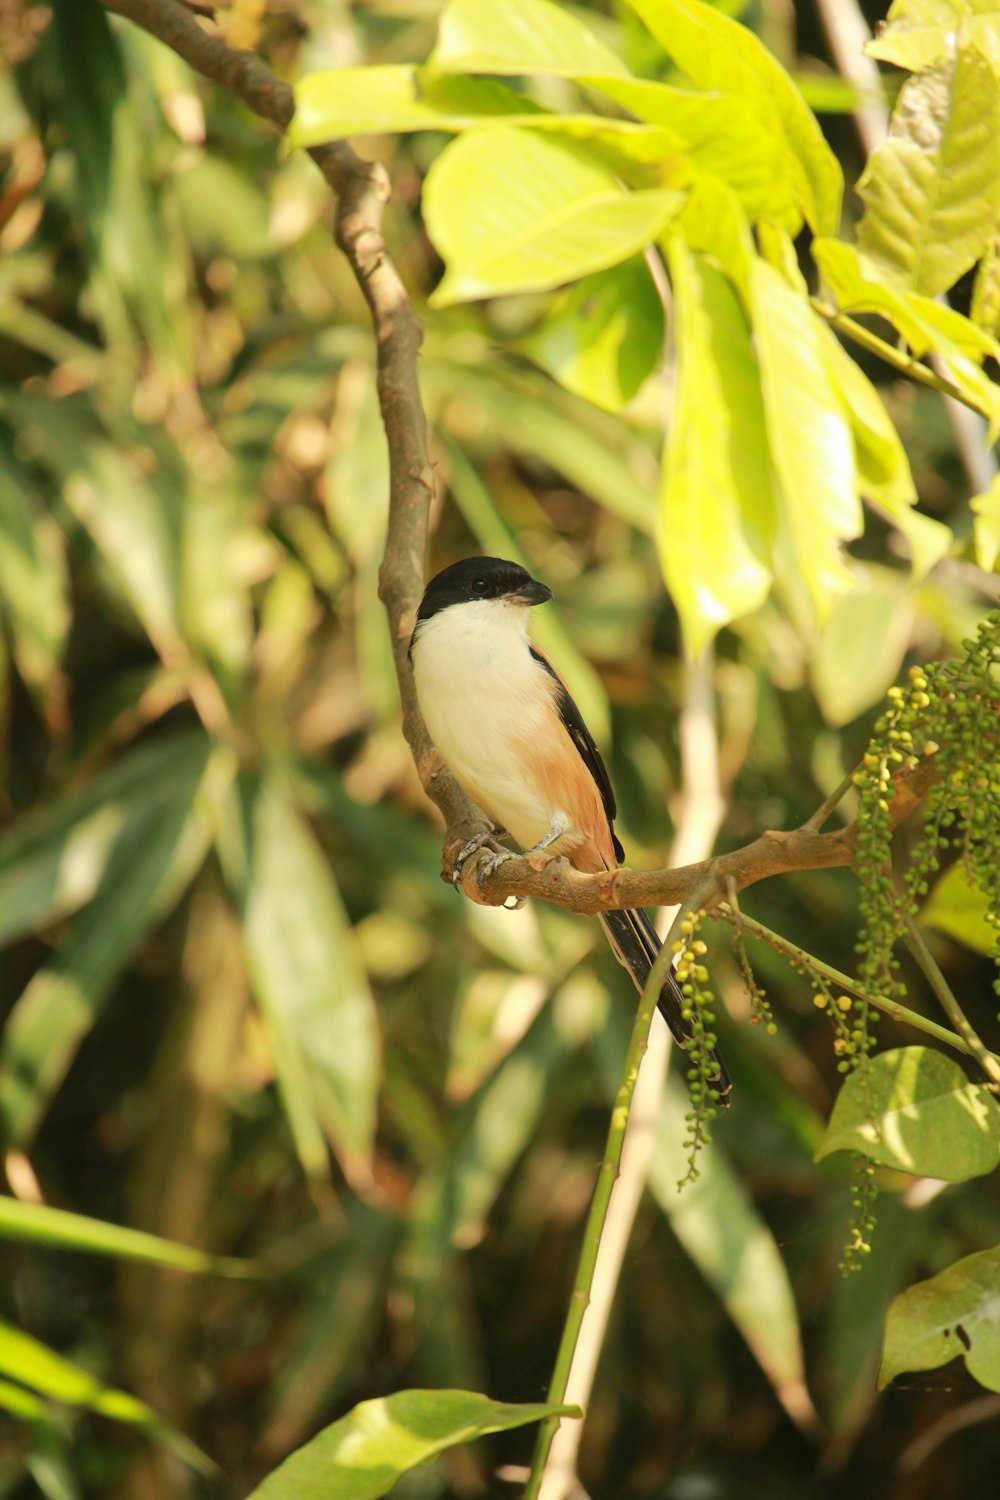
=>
[99,0,483,842]
[453,753,942,915]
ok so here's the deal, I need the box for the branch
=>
[453,753,942,914]
[99,0,483,842]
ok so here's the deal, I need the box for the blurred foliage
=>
[0,1,998,1498]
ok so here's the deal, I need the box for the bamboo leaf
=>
[660,241,774,655]
[649,1083,817,1429]
[424,128,683,305]
[0,740,219,1146]
[857,37,1000,297]
[0,454,69,706]
[247,1388,578,1500]
[880,1243,1000,1391]
[816,1046,1000,1180]
[0,1196,254,1277]
[226,773,379,1184]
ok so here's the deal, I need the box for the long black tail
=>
[600,908,732,1107]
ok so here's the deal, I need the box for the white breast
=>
[410,600,562,849]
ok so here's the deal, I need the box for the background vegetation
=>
[1,1,999,1498]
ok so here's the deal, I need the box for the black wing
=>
[530,644,625,863]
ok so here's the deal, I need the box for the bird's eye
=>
[471,577,489,595]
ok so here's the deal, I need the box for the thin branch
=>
[453,753,942,915]
[811,303,974,405]
[721,907,999,1067]
[901,913,1000,1087]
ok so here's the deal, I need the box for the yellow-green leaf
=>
[424,127,683,305]
[659,241,774,655]
[430,0,630,80]
[880,1244,1000,1392]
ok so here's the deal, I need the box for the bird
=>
[408,555,731,1106]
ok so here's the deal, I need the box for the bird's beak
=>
[504,579,552,607]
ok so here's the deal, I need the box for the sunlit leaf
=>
[659,241,774,656]
[880,1243,1000,1391]
[624,0,843,233]
[971,232,1000,335]
[225,773,379,1184]
[750,259,860,621]
[921,862,997,954]
[970,471,1000,572]
[517,258,664,411]
[424,128,682,305]
[0,1318,211,1472]
[649,1083,817,1429]
[857,38,1000,297]
[247,1388,578,1500]
[430,0,629,80]
[816,1047,1000,1180]
[0,1196,253,1277]
[810,567,914,726]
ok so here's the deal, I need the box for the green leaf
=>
[750,259,860,621]
[516,258,664,411]
[880,1242,1000,1391]
[971,471,1000,572]
[659,241,774,655]
[649,1082,816,1427]
[814,238,1000,363]
[224,773,379,1184]
[246,1388,578,1500]
[624,0,843,233]
[583,77,783,221]
[291,65,539,146]
[856,38,1000,298]
[816,1046,1000,1180]
[971,232,1000,335]
[0,740,220,1146]
[430,0,630,80]
[0,1196,253,1277]
[816,322,953,578]
[921,862,998,954]
[0,1317,211,1473]
[866,0,999,74]
[0,454,69,705]
[424,128,683,305]
[810,567,914,726]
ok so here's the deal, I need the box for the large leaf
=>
[659,241,774,655]
[246,1389,578,1500]
[750,259,860,621]
[816,1046,1000,1180]
[224,773,379,1183]
[856,36,1000,297]
[921,862,998,954]
[424,127,683,305]
[648,1083,816,1428]
[879,1243,1000,1391]
[517,258,664,412]
[867,0,1000,79]
[0,739,220,1146]
[624,0,843,233]
[429,0,630,80]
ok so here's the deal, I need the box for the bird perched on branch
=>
[409,555,731,1106]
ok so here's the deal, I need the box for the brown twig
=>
[453,753,942,914]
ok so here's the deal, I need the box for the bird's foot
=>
[451,831,524,909]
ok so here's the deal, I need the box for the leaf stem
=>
[901,912,1000,1088]
[802,764,858,832]
[718,905,1000,1066]
[811,302,970,405]
[523,927,675,1498]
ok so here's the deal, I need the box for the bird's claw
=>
[451,830,509,887]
